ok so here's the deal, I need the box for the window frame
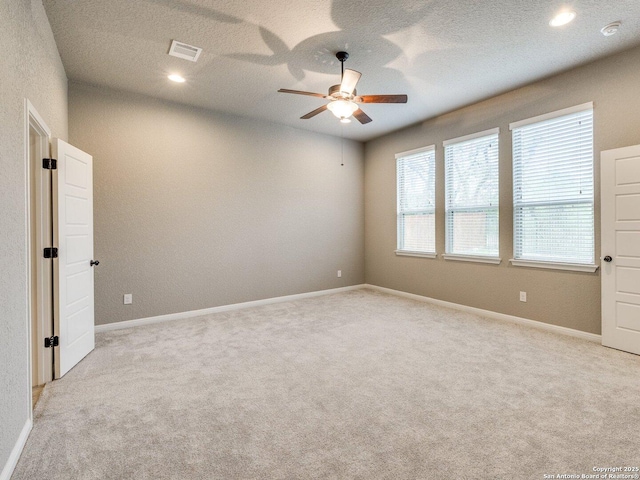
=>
[443,128,501,263]
[509,102,597,273]
[395,145,437,258]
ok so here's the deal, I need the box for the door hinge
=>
[43,247,58,259]
[43,158,57,170]
[44,336,59,348]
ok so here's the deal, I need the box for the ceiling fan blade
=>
[278,89,327,98]
[356,94,408,104]
[340,69,362,95]
[353,108,372,124]
[300,104,328,119]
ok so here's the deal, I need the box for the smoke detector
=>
[168,40,202,62]
[601,22,621,36]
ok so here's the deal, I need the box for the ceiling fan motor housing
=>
[329,84,356,99]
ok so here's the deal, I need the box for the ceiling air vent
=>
[168,40,202,62]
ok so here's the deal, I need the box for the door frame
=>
[25,99,54,412]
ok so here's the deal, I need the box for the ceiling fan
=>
[278,51,408,124]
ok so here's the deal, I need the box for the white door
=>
[601,144,640,355]
[52,139,95,377]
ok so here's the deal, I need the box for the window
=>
[444,129,499,259]
[511,103,594,267]
[396,146,436,256]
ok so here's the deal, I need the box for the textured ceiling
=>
[44,0,640,141]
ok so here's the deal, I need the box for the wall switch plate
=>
[124,294,133,305]
[337,270,342,278]
[519,291,527,302]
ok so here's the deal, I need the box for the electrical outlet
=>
[124,294,133,305]
[519,291,527,302]
[337,270,342,278]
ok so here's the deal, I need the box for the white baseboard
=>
[365,284,602,343]
[0,418,32,480]
[96,285,367,332]
[96,283,601,343]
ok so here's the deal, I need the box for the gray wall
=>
[364,45,640,335]
[68,83,365,325]
[0,0,67,472]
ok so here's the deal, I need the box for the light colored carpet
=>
[12,289,640,479]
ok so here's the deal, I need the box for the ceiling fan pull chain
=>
[341,125,344,166]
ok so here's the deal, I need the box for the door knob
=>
[603,256,612,263]
[90,260,100,266]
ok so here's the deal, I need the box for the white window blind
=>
[512,106,594,264]
[444,130,499,257]
[397,147,436,253]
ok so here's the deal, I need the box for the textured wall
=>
[68,83,364,325]
[0,0,67,472]
[365,45,640,335]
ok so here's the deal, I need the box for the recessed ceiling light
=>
[549,10,576,27]
[168,74,186,83]
[601,21,621,36]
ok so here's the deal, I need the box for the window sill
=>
[442,254,501,265]
[509,259,599,273]
[395,250,437,259]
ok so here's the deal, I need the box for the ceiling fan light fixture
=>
[340,117,351,124]
[327,99,358,120]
